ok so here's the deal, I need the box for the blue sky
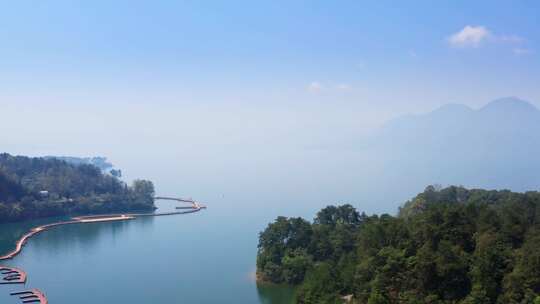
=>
[0,0,538,112]
[1,1,539,209]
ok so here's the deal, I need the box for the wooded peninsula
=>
[257,186,540,304]
[0,153,155,222]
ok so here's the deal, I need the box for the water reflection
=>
[0,215,156,259]
[32,220,130,257]
[0,216,68,256]
[0,203,295,304]
[256,282,295,304]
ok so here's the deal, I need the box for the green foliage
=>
[367,290,389,304]
[282,249,312,284]
[257,216,313,284]
[314,204,362,227]
[295,263,341,304]
[0,153,155,222]
[257,186,540,304]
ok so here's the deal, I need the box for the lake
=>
[0,199,309,303]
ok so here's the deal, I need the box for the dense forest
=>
[257,186,540,304]
[0,153,155,222]
[44,156,122,177]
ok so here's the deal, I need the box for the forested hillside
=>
[0,153,155,222]
[44,156,122,177]
[257,186,540,304]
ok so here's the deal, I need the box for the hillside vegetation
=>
[0,153,155,222]
[257,186,540,304]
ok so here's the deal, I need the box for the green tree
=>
[281,249,312,284]
[295,263,341,304]
[367,290,389,304]
[257,186,540,303]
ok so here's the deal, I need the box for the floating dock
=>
[0,196,205,304]
[0,197,206,261]
[0,266,27,284]
[10,289,48,304]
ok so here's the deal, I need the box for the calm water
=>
[0,201,300,303]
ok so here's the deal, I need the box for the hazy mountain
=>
[358,97,540,211]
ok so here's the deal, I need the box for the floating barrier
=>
[0,266,27,284]
[0,197,206,261]
[0,196,205,304]
[10,289,48,304]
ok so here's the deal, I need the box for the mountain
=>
[356,97,540,211]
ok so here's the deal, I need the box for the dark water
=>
[0,201,298,303]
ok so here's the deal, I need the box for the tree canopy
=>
[0,153,155,222]
[257,186,540,304]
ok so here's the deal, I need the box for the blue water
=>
[0,201,300,303]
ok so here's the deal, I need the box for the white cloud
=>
[513,48,533,55]
[448,25,491,48]
[307,81,323,93]
[336,83,351,90]
[447,26,531,54]
[499,35,525,44]
[307,82,353,92]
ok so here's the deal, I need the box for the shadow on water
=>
[29,217,152,257]
[256,282,296,304]
[0,216,70,256]
[0,214,155,259]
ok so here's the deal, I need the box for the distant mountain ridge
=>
[379,97,539,134]
[480,97,539,114]
[357,97,540,210]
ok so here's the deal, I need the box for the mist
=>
[0,99,387,213]
[3,95,538,216]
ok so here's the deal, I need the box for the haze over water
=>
[3,96,540,303]
[1,1,540,303]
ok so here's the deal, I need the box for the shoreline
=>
[0,197,206,304]
[0,206,205,261]
[254,272,289,286]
